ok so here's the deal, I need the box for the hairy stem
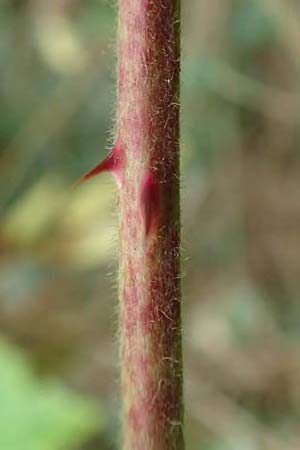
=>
[117,1,184,450]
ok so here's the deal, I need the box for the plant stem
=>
[117,1,184,450]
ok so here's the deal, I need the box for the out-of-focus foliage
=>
[0,339,102,450]
[1,0,300,449]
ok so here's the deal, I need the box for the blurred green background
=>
[1,1,300,449]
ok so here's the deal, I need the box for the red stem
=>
[117,1,184,450]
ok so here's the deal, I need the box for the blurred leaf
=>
[229,1,277,50]
[207,437,256,450]
[62,179,116,269]
[33,15,86,75]
[2,175,66,245]
[0,338,103,450]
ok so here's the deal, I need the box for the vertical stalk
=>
[118,1,183,450]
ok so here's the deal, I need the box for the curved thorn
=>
[71,138,124,189]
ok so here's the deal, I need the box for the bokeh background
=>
[1,1,300,449]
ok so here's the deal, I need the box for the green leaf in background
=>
[229,1,276,51]
[207,437,256,450]
[0,339,103,450]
